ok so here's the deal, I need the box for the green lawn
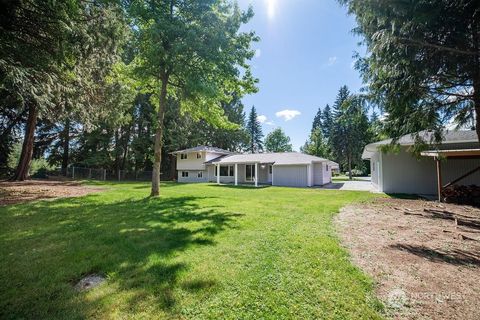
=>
[0,182,384,319]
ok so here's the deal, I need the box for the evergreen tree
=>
[246,106,264,153]
[320,104,333,140]
[311,107,323,132]
[265,128,293,152]
[340,0,480,144]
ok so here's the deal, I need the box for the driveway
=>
[319,178,375,192]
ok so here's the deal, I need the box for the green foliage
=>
[0,182,383,319]
[264,128,293,152]
[301,128,329,158]
[246,106,264,153]
[340,0,480,143]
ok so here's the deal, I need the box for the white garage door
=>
[273,165,308,187]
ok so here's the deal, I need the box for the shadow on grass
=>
[0,194,243,318]
[386,193,423,200]
[209,184,271,189]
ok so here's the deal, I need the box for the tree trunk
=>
[151,74,169,196]
[61,118,70,175]
[348,155,352,180]
[11,103,38,181]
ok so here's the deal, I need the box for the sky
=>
[237,0,366,151]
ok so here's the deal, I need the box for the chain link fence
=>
[67,167,157,181]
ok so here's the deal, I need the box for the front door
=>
[245,164,256,182]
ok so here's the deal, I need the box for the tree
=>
[265,128,293,152]
[339,0,480,146]
[301,127,328,157]
[320,104,334,140]
[129,0,258,196]
[311,107,323,132]
[1,1,127,180]
[330,93,370,179]
[246,106,264,153]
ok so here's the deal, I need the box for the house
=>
[362,130,480,196]
[172,146,338,187]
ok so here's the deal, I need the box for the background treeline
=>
[301,85,383,178]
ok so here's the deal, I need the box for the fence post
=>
[117,170,120,181]
[72,166,75,179]
[103,169,106,181]
[89,168,92,179]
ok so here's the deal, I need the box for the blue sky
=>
[237,0,365,150]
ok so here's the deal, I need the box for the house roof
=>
[171,146,232,155]
[208,152,338,166]
[362,130,479,159]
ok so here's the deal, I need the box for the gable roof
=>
[362,130,479,159]
[171,146,232,155]
[209,152,337,166]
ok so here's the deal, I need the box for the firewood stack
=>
[442,185,480,206]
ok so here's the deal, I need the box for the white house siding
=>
[370,152,381,189]
[177,151,225,171]
[322,162,332,184]
[272,165,308,187]
[313,163,323,185]
[177,170,208,183]
[380,147,480,195]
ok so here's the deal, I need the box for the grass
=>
[0,182,384,319]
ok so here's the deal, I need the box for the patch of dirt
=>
[74,274,106,291]
[0,179,104,206]
[335,198,480,320]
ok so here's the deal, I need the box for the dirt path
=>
[335,198,480,320]
[0,180,105,206]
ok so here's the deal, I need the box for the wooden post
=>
[72,166,75,179]
[436,157,442,202]
[89,168,92,179]
[103,169,106,181]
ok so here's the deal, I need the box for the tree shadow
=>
[0,194,244,319]
[390,244,480,266]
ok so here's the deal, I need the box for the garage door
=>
[313,163,323,186]
[273,165,308,187]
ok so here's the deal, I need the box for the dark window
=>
[269,165,272,174]
[197,153,202,159]
[326,165,329,171]
[229,165,234,176]
[220,166,228,176]
[180,153,187,160]
[182,171,188,177]
[197,171,203,178]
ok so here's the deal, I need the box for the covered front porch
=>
[207,162,273,187]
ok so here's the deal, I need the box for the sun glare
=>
[266,0,276,20]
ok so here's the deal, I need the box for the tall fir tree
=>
[320,104,333,140]
[311,107,323,132]
[246,106,264,153]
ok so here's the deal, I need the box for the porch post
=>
[234,163,238,186]
[217,163,220,185]
[255,162,258,187]
[436,157,442,202]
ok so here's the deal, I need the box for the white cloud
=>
[255,48,261,58]
[327,56,337,66]
[257,114,275,126]
[275,109,301,121]
[257,115,267,123]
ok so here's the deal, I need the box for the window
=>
[182,171,188,177]
[197,171,203,178]
[180,153,187,160]
[326,165,329,171]
[216,165,234,176]
[269,165,272,174]
[197,152,202,159]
